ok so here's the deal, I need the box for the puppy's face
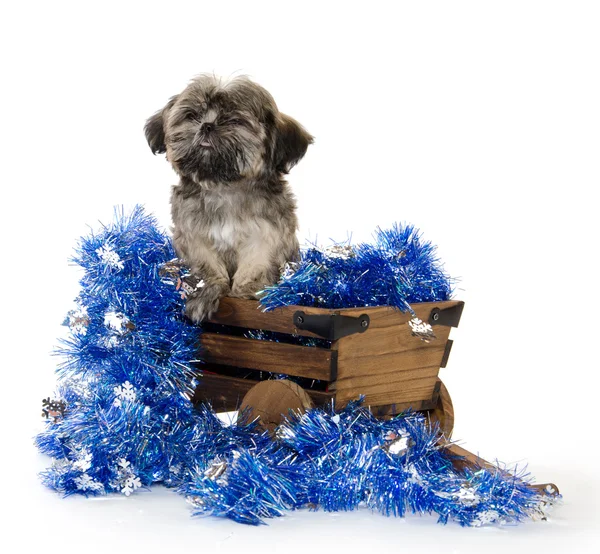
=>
[145,75,312,183]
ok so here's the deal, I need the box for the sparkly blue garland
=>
[36,207,557,526]
[185,403,552,526]
[259,224,453,313]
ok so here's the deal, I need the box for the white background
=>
[1,1,598,552]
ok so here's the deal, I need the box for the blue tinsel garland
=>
[259,224,453,313]
[36,206,557,526]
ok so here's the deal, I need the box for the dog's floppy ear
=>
[274,113,313,173]
[144,95,178,155]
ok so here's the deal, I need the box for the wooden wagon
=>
[192,297,461,434]
[191,297,558,496]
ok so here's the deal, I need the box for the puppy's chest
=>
[208,215,243,250]
[175,187,265,251]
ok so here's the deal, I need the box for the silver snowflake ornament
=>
[113,458,142,496]
[471,509,500,527]
[455,485,480,507]
[279,261,299,281]
[65,306,90,335]
[41,397,66,422]
[74,474,104,492]
[95,244,124,270]
[408,317,436,342]
[73,448,93,472]
[118,458,131,470]
[324,244,355,260]
[104,310,134,335]
[121,475,142,496]
[383,430,414,456]
[113,381,136,407]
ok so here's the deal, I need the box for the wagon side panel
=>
[333,302,455,408]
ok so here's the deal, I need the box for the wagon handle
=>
[293,311,370,340]
[442,442,560,496]
[428,302,465,328]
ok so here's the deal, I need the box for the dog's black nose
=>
[201,123,214,135]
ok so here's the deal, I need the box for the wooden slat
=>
[202,333,334,381]
[334,301,463,331]
[303,387,334,407]
[192,372,253,411]
[335,376,439,406]
[336,344,448,379]
[370,398,438,417]
[192,372,334,411]
[208,297,463,337]
[334,366,440,393]
[208,297,328,338]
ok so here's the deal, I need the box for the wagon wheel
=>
[426,378,454,439]
[239,379,314,434]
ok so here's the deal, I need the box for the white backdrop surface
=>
[1,1,598,552]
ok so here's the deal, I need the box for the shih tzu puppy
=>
[145,75,312,322]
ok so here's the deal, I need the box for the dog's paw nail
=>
[184,282,228,322]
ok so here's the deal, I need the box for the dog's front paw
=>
[230,280,268,300]
[185,281,230,323]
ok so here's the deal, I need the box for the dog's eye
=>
[181,108,198,121]
[229,118,242,126]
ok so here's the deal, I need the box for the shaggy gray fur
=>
[145,75,312,322]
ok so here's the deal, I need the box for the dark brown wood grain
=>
[440,339,454,369]
[240,380,314,433]
[208,297,464,337]
[207,297,325,337]
[201,332,335,381]
[427,379,454,437]
[370,398,438,417]
[333,302,455,407]
[202,297,461,412]
[192,372,334,412]
[192,372,255,412]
